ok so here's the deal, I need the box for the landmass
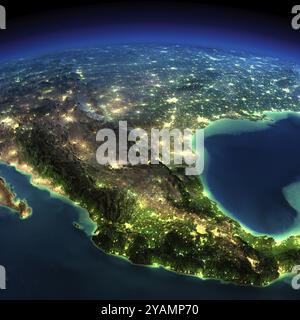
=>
[0,176,31,219]
[0,45,300,286]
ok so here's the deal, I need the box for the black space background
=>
[0,0,299,54]
[0,0,297,22]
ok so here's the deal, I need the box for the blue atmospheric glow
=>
[1,23,300,63]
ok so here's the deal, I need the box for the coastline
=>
[200,110,300,241]
[0,160,97,237]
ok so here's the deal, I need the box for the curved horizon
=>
[1,4,300,63]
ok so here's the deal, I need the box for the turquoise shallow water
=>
[201,112,300,239]
[0,162,299,299]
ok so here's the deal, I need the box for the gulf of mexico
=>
[201,112,300,238]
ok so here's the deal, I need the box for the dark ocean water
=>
[202,113,300,236]
[0,162,298,299]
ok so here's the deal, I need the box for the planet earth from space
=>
[0,44,300,299]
